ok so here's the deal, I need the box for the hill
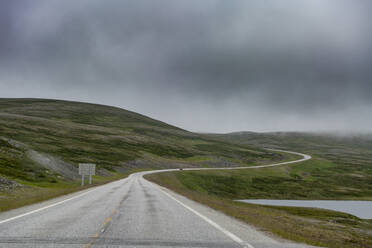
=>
[206,131,372,199]
[0,98,284,190]
[212,131,372,170]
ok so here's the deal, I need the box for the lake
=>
[237,199,372,219]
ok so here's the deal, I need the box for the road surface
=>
[0,150,315,248]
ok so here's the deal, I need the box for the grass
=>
[144,131,372,247]
[155,158,372,200]
[0,169,149,212]
[211,131,372,187]
[146,158,372,247]
[2,98,372,247]
[0,98,293,212]
[0,138,61,183]
[0,98,283,174]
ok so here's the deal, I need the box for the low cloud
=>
[1,0,371,133]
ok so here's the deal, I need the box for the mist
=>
[1,0,372,133]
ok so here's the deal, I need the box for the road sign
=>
[79,163,95,175]
[79,163,96,186]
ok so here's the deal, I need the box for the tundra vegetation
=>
[2,98,372,247]
[146,132,372,248]
[0,98,286,211]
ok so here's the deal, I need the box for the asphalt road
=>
[0,150,315,248]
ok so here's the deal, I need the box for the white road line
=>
[0,149,309,232]
[152,182,255,248]
[142,149,312,248]
[0,175,133,225]
[0,184,104,225]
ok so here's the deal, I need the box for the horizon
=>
[3,97,372,136]
[1,1,372,133]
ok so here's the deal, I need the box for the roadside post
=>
[79,163,96,186]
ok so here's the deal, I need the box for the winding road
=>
[0,150,315,248]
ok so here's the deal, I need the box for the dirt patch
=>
[26,150,78,180]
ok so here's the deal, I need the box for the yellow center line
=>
[103,217,112,225]
[83,243,92,248]
[82,206,119,247]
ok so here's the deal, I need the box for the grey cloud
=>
[0,0,372,132]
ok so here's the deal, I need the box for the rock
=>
[0,176,22,191]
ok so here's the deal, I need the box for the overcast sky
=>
[1,0,372,133]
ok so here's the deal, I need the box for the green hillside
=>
[0,98,284,189]
[206,131,372,199]
[146,132,372,247]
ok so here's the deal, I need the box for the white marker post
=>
[79,163,96,186]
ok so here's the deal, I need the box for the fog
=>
[1,0,371,133]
